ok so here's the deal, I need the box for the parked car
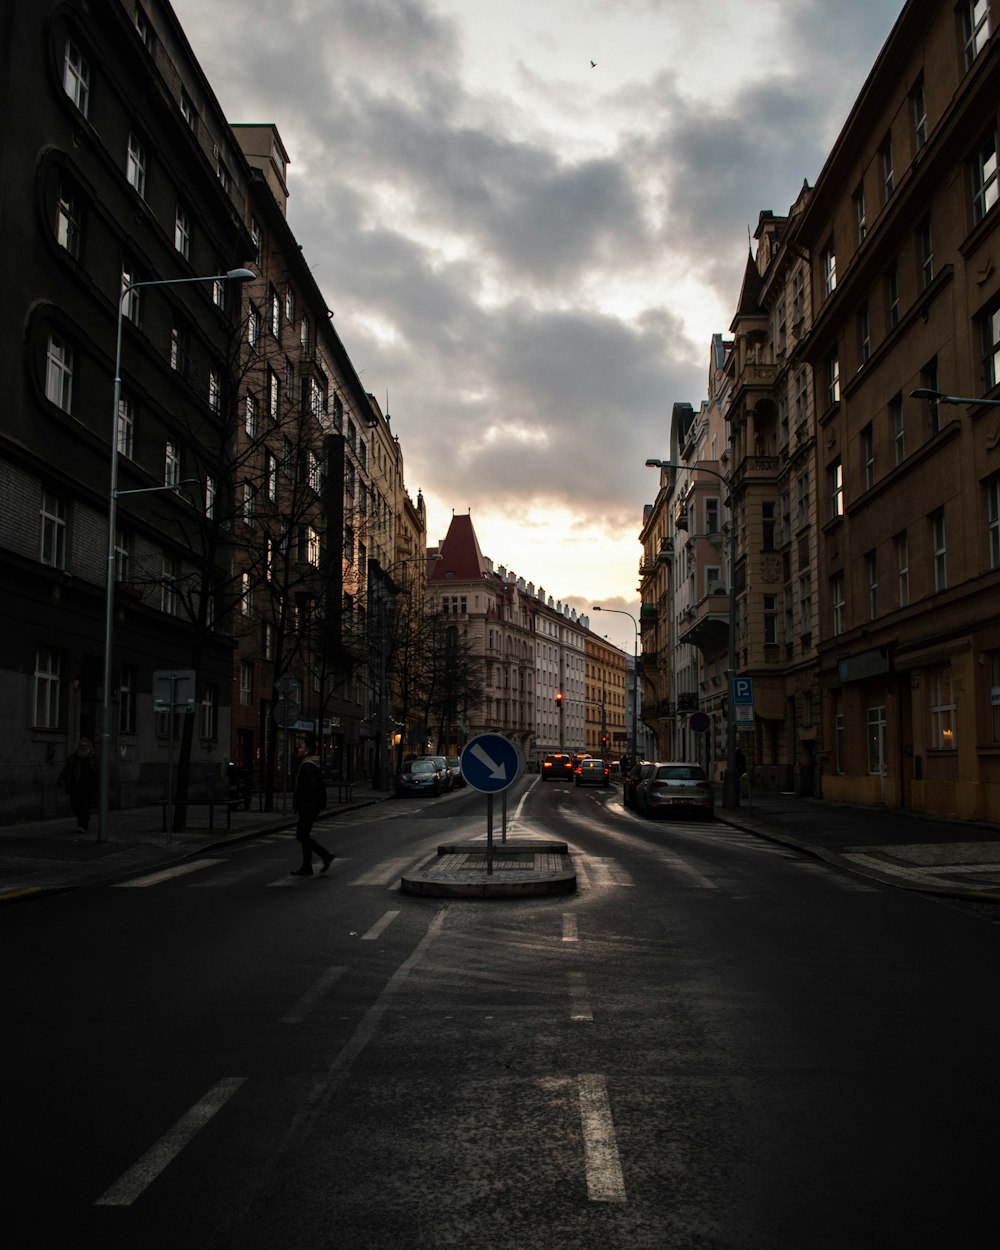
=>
[447,755,465,788]
[635,762,714,820]
[418,755,454,791]
[395,758,443,796]
[623,761,656,809]
[575,758,610,786]
[541,753,574,781]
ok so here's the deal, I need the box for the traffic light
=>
[555,691,564,706]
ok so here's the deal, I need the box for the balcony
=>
[639,604,658,628]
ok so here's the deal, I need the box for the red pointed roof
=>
[430,513,489,581]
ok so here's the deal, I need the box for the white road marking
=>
[562,913,579,942]
[578,1074,627,1203]
[112,859,226,887]
[568,971,593,1022]
[94,1077,246,1206]
[350,858,419,887]
[280,965,347,1024]
[360,910,401,940]
[652,851,719,890]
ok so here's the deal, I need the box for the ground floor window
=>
[34,647,61,728]
[929,667,955,750]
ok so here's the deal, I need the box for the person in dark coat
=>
[291,735,333,876]
[58,738,98,833]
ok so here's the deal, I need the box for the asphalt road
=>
[6,777,998,1248]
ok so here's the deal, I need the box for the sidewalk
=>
[0,784,393,904]
[714,787,1000,901]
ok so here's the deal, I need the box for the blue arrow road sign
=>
[732,676,754,705]
[461,733,523,794]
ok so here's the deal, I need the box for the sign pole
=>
[486,793,494,875]
[501,788,508,843]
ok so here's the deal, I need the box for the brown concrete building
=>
[797,0,1000,817]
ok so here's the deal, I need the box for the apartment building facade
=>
[794,0,1000,819]
[0,0,255,817]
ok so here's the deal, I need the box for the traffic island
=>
[399,839,576,898]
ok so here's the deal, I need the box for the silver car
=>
[635,762,714,820]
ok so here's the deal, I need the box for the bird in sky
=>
[590,60,597,68]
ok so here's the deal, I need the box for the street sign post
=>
[460,734,524,874]
[153,670,196,841]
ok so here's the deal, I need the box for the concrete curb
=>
[399,839,577,898]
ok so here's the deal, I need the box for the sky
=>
[171,0,903,653]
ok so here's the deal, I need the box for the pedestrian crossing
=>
[108,826,881,894]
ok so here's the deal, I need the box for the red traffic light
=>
[555,691,564,705]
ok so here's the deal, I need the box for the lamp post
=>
[98,268,255,840]
[645,458,740,809]
[591,605,639,767]
[911,388,1000,408]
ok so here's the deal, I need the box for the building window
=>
[134,7,152,49]
[45,334,73,412]
[242,481,255,527]
[885,263,900,329]
[826,354,840,407]
[962,0,990,70]
[126,133,147,198]
[245,392,258,439]
[930,667,956,750]
[160,554,178,615]
[248,305,260,350]
[761,500,776,550]
[866,550,878,619]
[170,323,187,374]
[164,440,180,486]
[798,573,812,635]
[857,301,870,365]
[853,185,866,244]
[173,205,191,259]
[972,133,999,225]
[240,571,253,617]
[931,508,947,591]
[117,395,134,458]
[265,450,278,501]
[298,525,321,566]
[119,663,136,735]
[880,136,894,200]
[39,490,67,569]
[300,314,310,352]
[896,532,909,607]
[862,424,875,489]
[114,525,133,582]
[921,359,940,434]
[63,39,90,117]
[911,78,927,150]
[831,574,845,636]
[918,218,934,289]
[208,367,221,413]
[56,181,82,257]
[829,458,844,518]
[213,274,226,310]
[890,394,905,464]
[285,287,295,323]
[267,368,280,421]
[796,472,810,531]
[822,244,836,297]
[216,159,230,192]
[205,475,216,519]
[867,707,886,774]
[987,477,1000,569]
[754,590,776,648]
[34,647,61,729]
[200,686,217,740]
[121,261,141,324]
[269,287,281,341]
[180,89,197,132]
[982,304,1000,391]
[239,661,253,706]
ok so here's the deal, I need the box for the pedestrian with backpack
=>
[290,735,334,877]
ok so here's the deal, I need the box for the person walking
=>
[291,735,334,877]
[58,738,98,834]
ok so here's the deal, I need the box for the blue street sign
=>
[732,676,754,705]
[461,733,523,794]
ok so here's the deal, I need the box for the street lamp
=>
[911,388,1000,407]
[98,268,255,840]
[645,457,740,809]
[592,606,639,767]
